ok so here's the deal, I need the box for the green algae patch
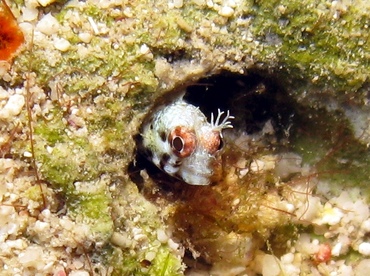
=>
[33,107,67,145]
[35,138,100,191]
[29,104,114,240]
[150,248,184,276]
[108,182,185,275]
[23,185,45,203]
[145,0,369,102]
[68,177,114,240]
[249,0,370,95]
[13,2,159,91]
[108,245,184,276]
[34,138,113,239]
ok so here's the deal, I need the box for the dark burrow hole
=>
[129,69,297,190]
[129,69,369,194]
[128,69,369,271]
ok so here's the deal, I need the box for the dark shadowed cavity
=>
[128,69,296,189]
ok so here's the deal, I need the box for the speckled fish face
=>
[140,99,233,185]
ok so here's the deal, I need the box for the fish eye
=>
[168,126,196,158]
[172,136,184,153]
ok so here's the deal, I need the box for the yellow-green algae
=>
[3,0,370,274]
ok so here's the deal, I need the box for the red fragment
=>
[0,0,24,61]
[314,243,332,264]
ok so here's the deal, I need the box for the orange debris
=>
[0,0,24,61]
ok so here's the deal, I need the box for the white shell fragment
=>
[37,0,57,7]
[36,13,60,35]
[359,242,370,256]
[54,38,71,52]
[0,94,25,119]
[219,6,234,17]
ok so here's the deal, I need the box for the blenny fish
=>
[140,97,234,185]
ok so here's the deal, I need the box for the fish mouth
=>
[180,171,211,185]
[177,155,214,185]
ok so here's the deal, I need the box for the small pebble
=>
[37,0,57,7]
[0,94,25,119]
[78,33,93,44]
[156,229,169,243]
[219,6,234,17]
[359,242,370,256]
[54,38,71,52]
[21,7,38,21]
[36,13,60,35]
[68,271,90,276]
[139,44,150,55]
[174,0,183,8]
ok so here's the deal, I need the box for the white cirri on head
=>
[140,98,233,185]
